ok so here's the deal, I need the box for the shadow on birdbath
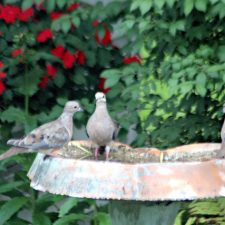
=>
[27,141,225,225]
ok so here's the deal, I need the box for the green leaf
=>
[56,0,66,8]
[59,198,79,217]
[32,212,51,225]
[104,75,120,88]
[22,0,33,9]
[154,0,166,9]
[196,83,206,97]
[166,0,176,8]
[16,69,42,96]
[71,73,86,85]
[101,69,120,79]
[0,197,27,225]
[94,212,112,225]
[61,18,71,33]
[195,0,207,12]
[217,45,225,62]
[71,17,80,27]
[130,1,140,11]
[139,0,153,15]
[0,107,26,123]
[184,0,194,15]
[196,72,206,85]
[53,214,87,225]
[54,74,66,88]
[0,181,23,194]
[180,81,194,95]
[45,0,56,12]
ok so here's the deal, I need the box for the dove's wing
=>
[7,120,70,150]
[112,119,119,140]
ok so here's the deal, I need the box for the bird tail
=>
[99,146,105,155]
[0,147,28,161]
[7,139,25,147]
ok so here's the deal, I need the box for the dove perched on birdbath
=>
[218,103,225,158]
[6,101,83,157]
[86,92,119,160]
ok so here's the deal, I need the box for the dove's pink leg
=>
[95,147,99,160]
[105,146,110,161]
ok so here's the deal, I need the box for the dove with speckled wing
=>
[0,101,82,160]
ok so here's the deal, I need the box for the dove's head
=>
[95,92,106,104]
[64,101,83,113]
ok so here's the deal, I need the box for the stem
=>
[24,64,29,115]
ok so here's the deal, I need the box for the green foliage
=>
[0,197,28,225]
[174,198,225,225]
[0,1,123,224]
[0,0,225,224]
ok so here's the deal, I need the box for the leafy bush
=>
[0,0,225,224]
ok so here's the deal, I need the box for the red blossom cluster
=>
[93,21,112,46]
[0,1,141,95]
[51,45,86,69]
[0,61,6,95]
[50,11,64,20]
[37,28,52,43]
[0,4,33,23]
[38,64,57,88]
[98,78,110,94]
[11,48,23,58]
[123,55,141,64]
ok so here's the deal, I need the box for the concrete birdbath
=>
[27,141,225,225]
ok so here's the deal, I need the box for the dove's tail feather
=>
[0,147,28,161]
[99,146,105,155]
[7,139,26,147]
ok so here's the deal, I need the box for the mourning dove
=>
[86,92,119,160]
[218,103,225,158]
[1,101,82,160]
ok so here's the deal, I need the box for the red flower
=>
[38,75,49,88]
[92,20,99,27]
[46,64,57,77]
[37,28,52,43]
[50,11,63,20]
[67,3,80,12]
[0,4,20,24]
[98,78,110,94]
[11,48,23,58]
[75,50,85,65]
[62,51,76,69]
[0,72,6,78]
[51,45,65,59]
[19,7,33,22]
[95,27,111,45]
[123,55,141,65]
[0,61,4,69]
[0,80,5,95]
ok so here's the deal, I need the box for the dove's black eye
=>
[74,106,77,109]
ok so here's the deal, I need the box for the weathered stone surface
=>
[28,143,225,201]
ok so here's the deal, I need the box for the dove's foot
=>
[95,147,99,160]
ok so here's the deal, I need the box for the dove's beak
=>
[78,107,83,112]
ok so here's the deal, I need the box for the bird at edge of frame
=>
[217,103,225,159]
[0,101,83,161]
[86,92,119,161]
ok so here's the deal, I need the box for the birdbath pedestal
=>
[28,141,225,225]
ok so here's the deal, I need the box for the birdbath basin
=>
[27,141,225,225]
